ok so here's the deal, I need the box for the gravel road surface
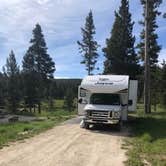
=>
[0,117,128,166]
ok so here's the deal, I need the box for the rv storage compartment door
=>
[78,86,88,116]
[128,80,138,111]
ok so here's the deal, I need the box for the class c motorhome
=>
[78,75,138,129]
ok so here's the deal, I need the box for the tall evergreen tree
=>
[103,0,139,79]
[4,50,20,112]
[22,50,38,112]
[64,88,74,111]
[138,0,162,66]
[138,0,162,112]
[77,10,99,75]
[29,24,55,79]
[23,24,55,113]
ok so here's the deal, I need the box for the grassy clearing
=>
[124,105,166,166]
[0,100,76,149]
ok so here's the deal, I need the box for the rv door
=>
[128,80,138,111]
[78,86,88,116]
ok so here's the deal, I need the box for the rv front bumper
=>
[84,118,120,125]
[83,110,121,125]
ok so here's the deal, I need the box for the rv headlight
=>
[113,111,120,118]
[86,110,91,116]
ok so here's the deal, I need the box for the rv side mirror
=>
[128,100,133,106]
[78,98,83,104]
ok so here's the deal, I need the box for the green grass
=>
[0,100,76,149]
[124,105,166,166]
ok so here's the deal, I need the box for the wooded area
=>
[0,0,165,114]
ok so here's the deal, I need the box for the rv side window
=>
[90,93,120,105]
[80,88,86,97]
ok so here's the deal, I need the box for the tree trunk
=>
[154,94,157,112]
[29,106,32,113]
[38,102,41,114]
[33,105,36,113]
[144,0,151,114]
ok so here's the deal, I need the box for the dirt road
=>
[0,117,128,166]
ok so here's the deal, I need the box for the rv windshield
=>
[90,93,120,105]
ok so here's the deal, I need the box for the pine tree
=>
[138,0,162,112]
[103,0,139,79]
[138,0,162,66]
[29,24,55,79]
[48,81,55,111]
[23,24,55,113]
[4,50,20,112]
[22,50,35,73]
[64,88,74,111]
[22,50,38,112]
[77,10,99,75]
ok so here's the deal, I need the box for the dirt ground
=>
[0,117,129,166]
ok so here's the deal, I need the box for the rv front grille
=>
[92,119,108,122]
[90,110,109,119]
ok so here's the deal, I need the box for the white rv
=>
[78,75,138,129]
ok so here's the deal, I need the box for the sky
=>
[0,0,165,78]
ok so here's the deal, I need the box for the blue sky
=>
[0,0,165,78]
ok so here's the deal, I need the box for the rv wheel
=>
[84,122,90,129]
[116,122,121,131]
[80,120,85,128]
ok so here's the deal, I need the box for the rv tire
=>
[84,122,90,129]
[117,121,122,131]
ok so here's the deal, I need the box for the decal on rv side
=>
[95,82,113,85]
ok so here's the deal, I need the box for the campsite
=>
[0,0,166,166]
